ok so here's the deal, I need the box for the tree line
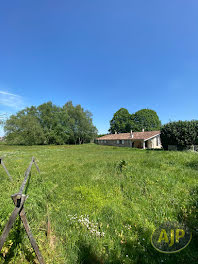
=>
[4,101,98,145]
[5,102,197,149]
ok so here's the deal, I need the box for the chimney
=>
[130,130,133,138]
[115,131,117,134]
[142,128,144,132]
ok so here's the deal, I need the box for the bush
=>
[161,120,198,150]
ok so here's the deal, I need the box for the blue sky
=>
[0,0,198,136]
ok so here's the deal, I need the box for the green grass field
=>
[0,144,197,264]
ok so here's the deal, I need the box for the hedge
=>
[161,120,198,150]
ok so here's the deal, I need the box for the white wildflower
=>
[68,214,105,237]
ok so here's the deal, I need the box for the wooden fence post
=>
[0,157,45,264]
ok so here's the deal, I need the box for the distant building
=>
[95,130,161,149]
[0,136,5,141]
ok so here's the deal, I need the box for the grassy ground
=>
[0,144,197,264]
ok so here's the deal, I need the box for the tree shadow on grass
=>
[77,240,104,264]
[185,160,198,171]
[110,224,197,264]
[112,226,185,264]
[76,219,197,264]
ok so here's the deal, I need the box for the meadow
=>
[0,144,197,264]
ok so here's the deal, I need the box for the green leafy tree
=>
[4,101,97,145]
[109,108,133,133]
[63,101,98,144]
[131,109,161,131]
[5,112,45,145]
[37,102,70,144]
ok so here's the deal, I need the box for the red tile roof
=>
[96,131,160,141]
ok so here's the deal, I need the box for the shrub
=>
[161,120,198,150]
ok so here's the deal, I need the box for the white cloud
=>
[0,90,24,109]
[0,111,13,136]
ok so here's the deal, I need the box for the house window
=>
[122,140,124,144]
[104,140,106,144]
[117,140,119,144]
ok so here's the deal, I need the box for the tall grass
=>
[0,144,197,263]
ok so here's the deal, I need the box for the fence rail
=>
[0,157,12,181]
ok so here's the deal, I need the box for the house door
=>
[132,142,134,148]
[145,141,148,148]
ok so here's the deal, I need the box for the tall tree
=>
[131,109,161,131]
[109,108,161,133]
[63,101,98,144]
[37,102,70,144]
[109,108,133,133]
